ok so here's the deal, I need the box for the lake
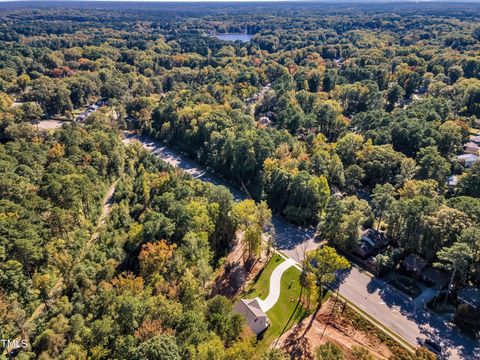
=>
[215,33,252,42]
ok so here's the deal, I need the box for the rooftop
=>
[458,153,478,161]
[403,254,429,273]
[240,299,267,318]
[458,287,480,309]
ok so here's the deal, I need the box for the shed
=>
[234,299,269,335]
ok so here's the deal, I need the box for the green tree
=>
[305,246,349,302]
[206,296,244,346]
[260,349,288,360]
[386,84,404,112]
[315,342,344,360]
[371,183,396,231]
[351,346,374,360]
[417,146,450,188]
[132,335,180,360]
[434,242,473,306]
[457,162,480,197]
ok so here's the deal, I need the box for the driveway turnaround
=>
[256,258,296,312]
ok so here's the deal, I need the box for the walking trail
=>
[256,258,296,312]
[24,180,117,328]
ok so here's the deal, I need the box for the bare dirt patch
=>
[211,232,271,299]
[37,120,65,131]
[275,297,393,360]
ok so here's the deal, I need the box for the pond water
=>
[215,33,252,42]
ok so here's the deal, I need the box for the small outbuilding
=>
[258,116,271,126]
[234,299,269,335]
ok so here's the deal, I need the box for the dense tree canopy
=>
[1,1,480,357]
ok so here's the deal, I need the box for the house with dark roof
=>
[353,240,374,259]
[362,229,389,249]
[458,287,480,310]
[234,299,269,335]
[353,229,389,259]
[421,267,448,289]
[403,254,429,277]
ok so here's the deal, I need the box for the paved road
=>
[257,258,296,312]
[124,132,479,360]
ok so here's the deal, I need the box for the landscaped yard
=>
[389,277,422,298]
[242,254,310,350]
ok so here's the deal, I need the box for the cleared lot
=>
[37,120,65,131]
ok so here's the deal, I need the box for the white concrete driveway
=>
[256,258,296,312]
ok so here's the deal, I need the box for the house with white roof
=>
[234,299,269,335]
[470,135,480,145]
[457,153,478,168]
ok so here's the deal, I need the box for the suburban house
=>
[446,175,459,191]
[457,287,480,310]
[421,267,448,289]
[403,254,429,277]
[470,135,480,145]
[463,142,479,155]
[457,153,478,168]
[354,240,374,259]
[258,116,272,127]
[353,229,389,259]
[234,299,269,335]
[362,229,389,249]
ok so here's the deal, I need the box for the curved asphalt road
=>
[123,132,479,360]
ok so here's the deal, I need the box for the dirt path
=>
[23,180,118,329]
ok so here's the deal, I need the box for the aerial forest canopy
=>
[1,1,480,358]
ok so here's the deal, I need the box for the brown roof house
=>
[463,142,480,155]
[234,299,269,335]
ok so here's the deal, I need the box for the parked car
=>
[420,338,443,356]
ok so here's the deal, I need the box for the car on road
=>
[420,338,443,357]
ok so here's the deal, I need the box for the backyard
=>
[242,254,310,350]
[389,277,423,299]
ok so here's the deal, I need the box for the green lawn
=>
[243,253,285,299]
[242,254,310,351]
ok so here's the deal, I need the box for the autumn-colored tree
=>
[139,240,177,279]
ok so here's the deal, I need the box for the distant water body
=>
[215,33,252,42]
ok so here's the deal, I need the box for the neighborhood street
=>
[123,132,479,360]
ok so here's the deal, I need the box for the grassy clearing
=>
[243,253,284,299]
[242,254,310,351]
